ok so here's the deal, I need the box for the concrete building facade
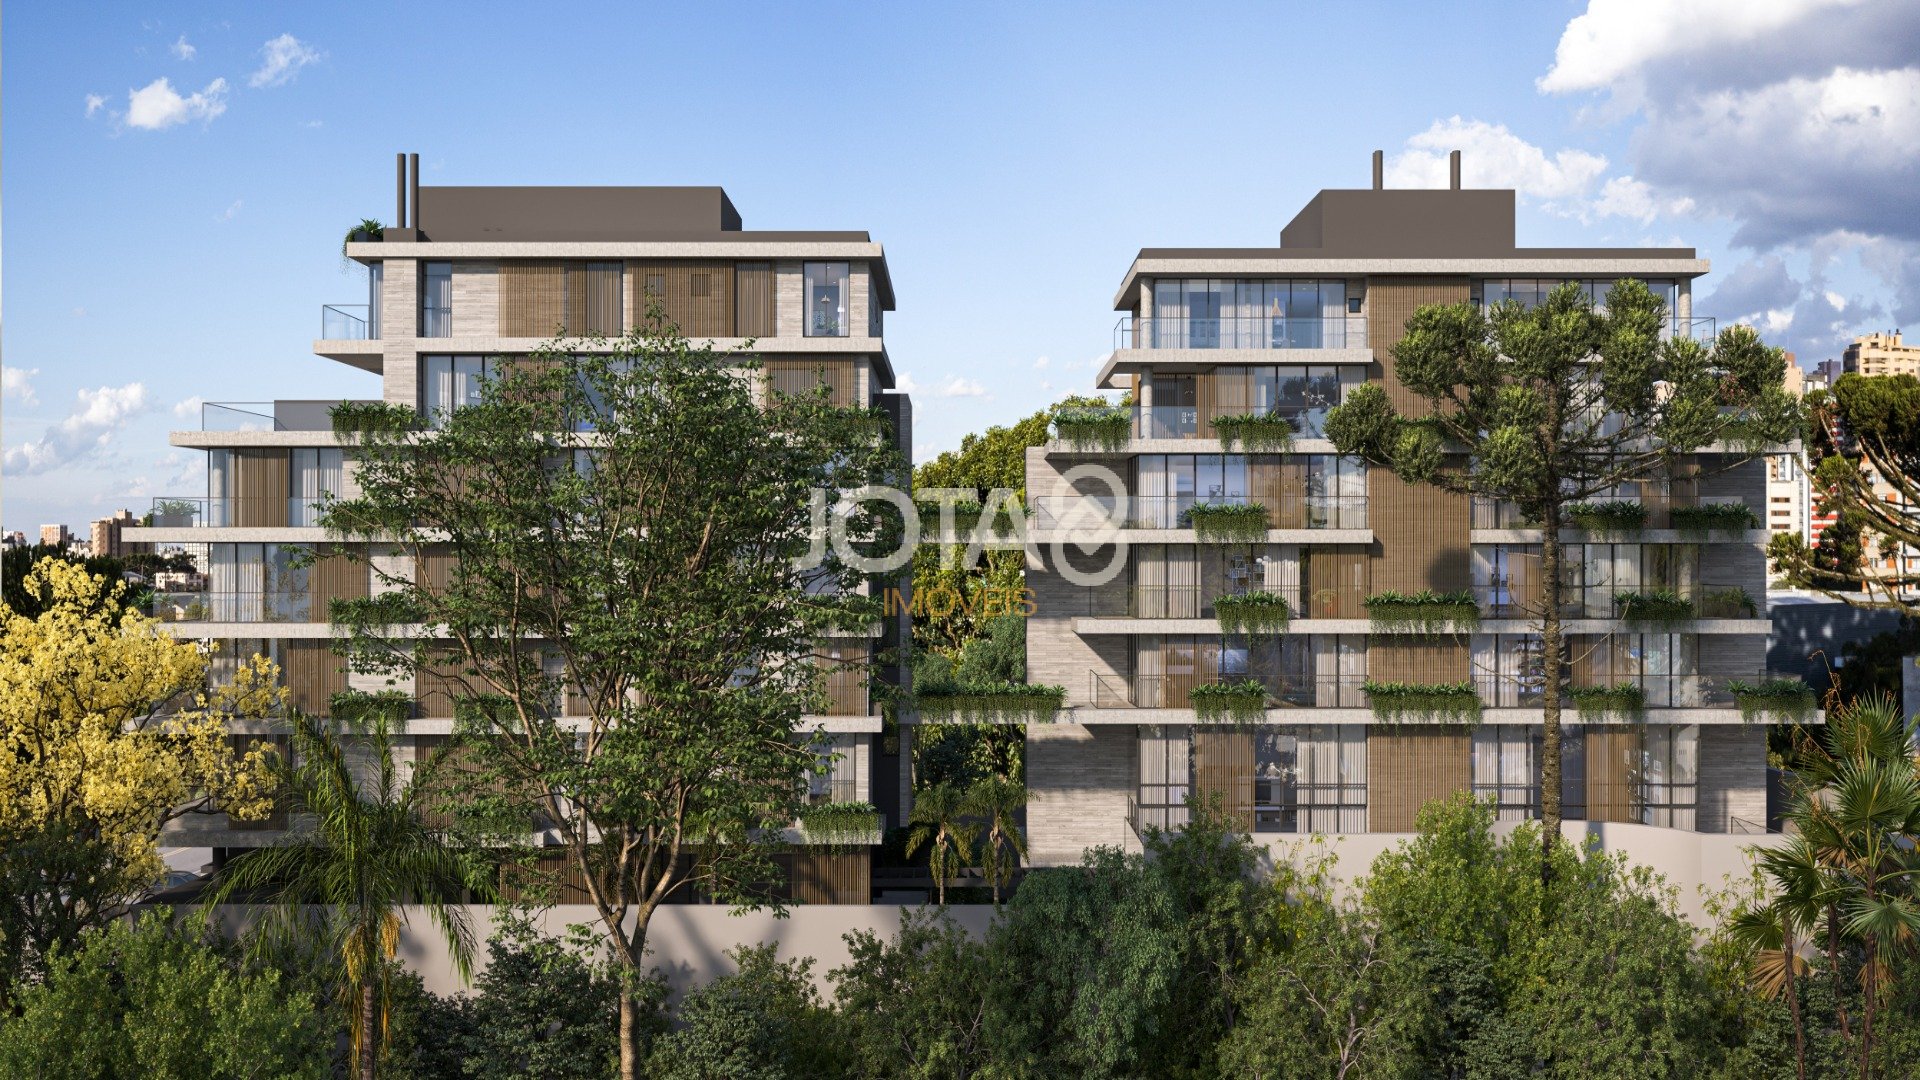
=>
[129,157,911,902]
[1021,165,1788,867]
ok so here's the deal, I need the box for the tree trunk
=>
[360,978,378,1080]
[1785,926,1808,1080]
[615,910,657,1080]
[619,991,642,1080]
[1828,903,1853,1043]
[1861,946,1876,1080]
[1539,496,1566,875]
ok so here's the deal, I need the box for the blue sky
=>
[6,1,1918,533]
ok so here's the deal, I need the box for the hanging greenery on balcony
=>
[1566,500,1648,535]
[1181,502,1269,542]
[1052,407,1133,452]
[1188,680,1270,725]
[330,400,421,435]
[1670,503,1761,535]
[796,801,882,848]
[1362,680,1482,724]
[1213,592,1293,636]
[1725,678,1818,723]
[915,498,1028,538]
[915,681,1066,723]
[1209,413,1296,452]
[1364,589,1480,637]
[1568,683,1645,721]
[1614,588,1694,626]
[1697,585,1760,618]
[328,689,414,725]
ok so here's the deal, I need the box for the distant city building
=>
[90,508,149,559]
[39,524,71,548]
[1780,352,1804,397]
[1843,331,1920,378]
[1766,451,1811,550]
[153,569,207,592]
[1814,357,1844,387]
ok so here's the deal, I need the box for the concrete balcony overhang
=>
[1045,437,1341,457]
[1471,528,1771,544]
[1098,346,1372,388]
[1027,527,1374,546]
[125,526,335,544]
[1061,706,1818,727]
[1068,616,1773,635]
[313,338,384,372]
[168,430,352,450]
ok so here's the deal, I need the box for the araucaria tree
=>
[1326,280,1798,856]
[325,318,904,1078]
[0,559,280,997]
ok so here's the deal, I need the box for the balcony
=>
[1115,315,1367,351]
[1030,493,1367,532]
[1470,581,1759,621]
[192,400,371,433]
[1130,403,1332,441]
[1090,672,1370,710]
[147,496,331,529]
[150,591,318,624]
[1471,494,1757,532]
[321,304,374,340]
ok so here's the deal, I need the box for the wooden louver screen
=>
[1193,727,1255,832]
[283,640,347,716]
[735,262,775,337]
[566,262,623,336]
[631,261,735,338]
[230,450,289,527]
[309,545,368,618]
[764,359,858,407]
[1585,727,1643,823]
[1367,727,1470,832]
[500,262,624,337]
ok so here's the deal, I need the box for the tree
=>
[0,909,330,1079]
[647,944,848,1080]
[325,319,902,1078]
[965,775,1027,907]
[832,911,994,1080]
[1772,374,1920,608]
[0,559,278,997]
[204,710,487,1080]
[904,783,979,905]
[1326,281,1798,860]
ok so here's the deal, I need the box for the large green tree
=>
[325,320,902,1078]
[1326,280,1798,856]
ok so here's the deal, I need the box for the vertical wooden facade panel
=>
[631,262,735,337]
[282,640,346,716]
[1368,468,1470,594]
[1192,727,1255,832]
[784,850,872,904]
[1367,727,1470,832]
[764,359,858,407]
[1303,548,1368,618]
[310,545,368,618]
[566,262,624,335]
[1366,277,1472,411]
[734,262,775,338]
[231,450,289,527]
[1586,727,1644,823]
[499,262,566,337]
[1369,640,1470,683]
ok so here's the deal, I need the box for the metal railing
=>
[1128,793,1191,836]
[1471,494,1750,531]
[321,304,372,340]
[1468,580,1758,620]
[1028,493,1367,532]
[1097,673,1371,710]
[1115,315,1366,351]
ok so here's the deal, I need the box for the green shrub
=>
[1052,407,1132,452]
[1614,588,1694,626]
[1568,683,1646,720]
[1188,680,1270,725]
[1724,678,1818,722]
[1567,500,1648,534]
[1670,503,1760,534]
[1210,413,1296,452]
[1181,502,1269,542]
[1214,592,1293,636]
[1365,589,1480,636]
[1363,680,1482,724]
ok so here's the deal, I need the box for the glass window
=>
[1471,725,1540,821]
[1136,725,1192,832]
[420,262,452,338]
[289,449,347,527]
[367,263,384,339]
[804,262,849,337]
[1642,725,1698,829]
[419,355,494,427]
[1472,634,1546,706]
[1253,725,1366,833]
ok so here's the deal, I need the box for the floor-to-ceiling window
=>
[1253,725,1367,832]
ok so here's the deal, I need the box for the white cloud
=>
[1590,175,1695,224]
[84,93,106,118]
[214,199,243,223]
[935,376,988,398]
[4,383,152,476]
[1539,0,1871,94]
[3,367,41,406]
[170,35,196,60]
[171,395,205,419]
[895,373,922,395]
[249,33,322,88]
[1033,355,1051,370]
[124,76,228,130]
[303,119,323,128]
[1386,117,1608,201]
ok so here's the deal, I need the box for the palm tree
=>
[204,710,488,1080]
[904,783,978,906]
[965,776,1027,907]
[1762,693,1920,1080]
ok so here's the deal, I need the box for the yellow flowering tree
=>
[0,559,280,994]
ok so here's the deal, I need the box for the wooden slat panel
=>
[1367,727,1470,832]
[764,359,858,407]
[283,640,346,716]
[310,545,368,616]
[231,450,289,527]
[785,849,872,905]
[500,262,566,337]
[631,262,735,338]
[1369,640,1470,683]
[416,545,458,598]
[1304,548,1367,618]
[1368,468,1470,594]
[1586,727,1643,823]
[1366,277,1472,411]
[566,262,624,336]
[734,262,775,338]
[1193,727,1255,832]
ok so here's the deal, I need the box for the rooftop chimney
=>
[1449,150,1462,190]
[408,153,421,233]
[1372,150,1384,190]
[395,153,407,227]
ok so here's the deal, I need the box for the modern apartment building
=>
[1022,159,1783,866]
[1843,330,1920,378]
[131,156,910,903]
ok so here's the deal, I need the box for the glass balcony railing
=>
[1029,493,1367,531]
[1088,670,1792,712]
[1131,403,1336,440]
[1115,315,1366,351]
[150,591,317,624]
[147,496,332,528]
[199,402,282,432]
[321,304,373,340]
